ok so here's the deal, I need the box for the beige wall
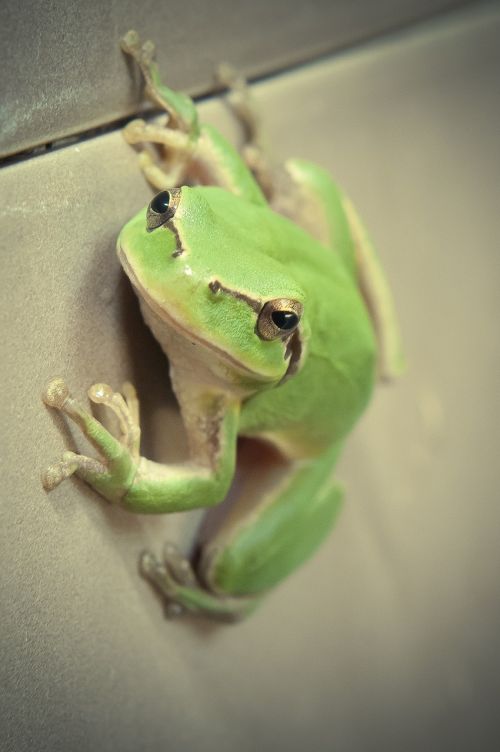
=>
[1,3,499,751]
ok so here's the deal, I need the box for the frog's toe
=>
[120,29,140,55]
[141,39,155,65]
[140,548,187,591]
[140,545,258,622]
[122,381,140,424]
[123,118,147,144]
[42,454,77,491]
[120,30,155,68]
[215,62,240,88]
[88,381,141,458]
[140,549,187,617]
[162,542,197,586]
[42,377,70,409]
[42,451,106,492]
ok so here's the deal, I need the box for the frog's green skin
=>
[42,31,403,621]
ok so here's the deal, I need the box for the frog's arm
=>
[120,31,266,206]
[42,377,344,621]
[121,31,199,136]
[285,159,405,380]
[42,379,239,514]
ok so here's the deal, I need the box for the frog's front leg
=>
[121,30,200,191]
[140,452,343,622]
[43,378,239,514]
[123,119,193,190]
[121,31,199,135]
[121,30,266,206]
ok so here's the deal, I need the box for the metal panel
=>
[1,0,472,158]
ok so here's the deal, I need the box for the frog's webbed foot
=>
[42,378,139,501]
[140,543,258,622]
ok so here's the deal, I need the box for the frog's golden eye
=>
[257,299,303,341]
[146,189,181,231]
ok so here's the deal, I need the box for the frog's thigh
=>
[202,460,343,597]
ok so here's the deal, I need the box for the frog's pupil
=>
[150,190,171,214]
[272,310,299,330]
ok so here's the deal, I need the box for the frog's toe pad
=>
[120,30,140,54]
[123,119,147,144]
[141,39,155,64]
[42,451,80,490]
[42,461,71,491]
[162,542,197,586]
[43,378,70,409]
[120,30,155,66]
[140,549,183,591]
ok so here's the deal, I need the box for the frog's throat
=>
[118,247,278,383]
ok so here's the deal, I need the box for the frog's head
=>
[117,186,306,391]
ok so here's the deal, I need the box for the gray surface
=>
[1,0,472,158]
[2,3,500,751]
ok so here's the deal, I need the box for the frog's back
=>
[202,188,379,458]
[239,255,377,457]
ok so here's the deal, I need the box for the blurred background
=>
[1,1,499,750]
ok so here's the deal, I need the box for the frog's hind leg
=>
[141,448,343,622]
[216,64,260,147]
[140,543,259,622]
[216,64,274,197]
[201,457,343,602]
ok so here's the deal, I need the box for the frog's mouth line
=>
[282,329,302,382]
[118,246,285,384]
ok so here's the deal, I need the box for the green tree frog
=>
[42,31,403,621]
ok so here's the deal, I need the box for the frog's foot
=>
[122,118,191,189]
[123,119,190,153]
[42,378,139,501]
[120,30,156,79]
[134,150,186,191]
[140,543,259,623]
